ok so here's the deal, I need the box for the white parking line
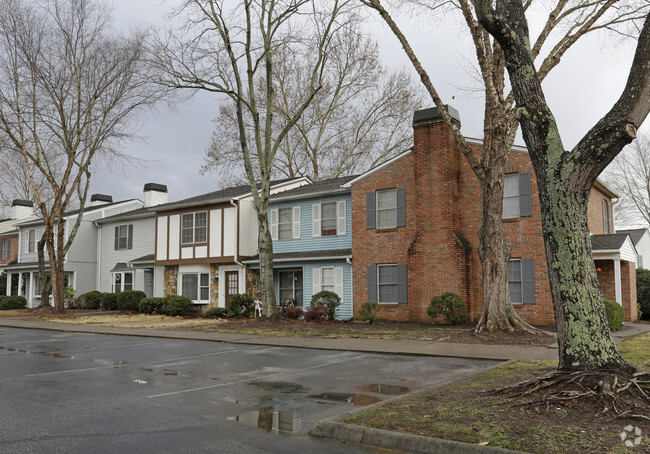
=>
[147,354,370,398]
[24,365,120,376]
[145,346,260,367]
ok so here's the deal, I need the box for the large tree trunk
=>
[257,211,280,320]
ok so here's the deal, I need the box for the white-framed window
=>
[376,189,397,229]
[312,266,344,307]
[508,259,535,304]
[377,264,398,303]
[503,173,532,219]
[0,239,11,260]
[112,272,133,293]
[270,206,300,240]
[312,201,346,237]
[320,202,337,236]
[114,224,133,250]
[181,212,207,244]
[34,273,50,297]
[181,273,209,301]
[25,229,37,253]
[321,267,335,293]
[602,199,612,234]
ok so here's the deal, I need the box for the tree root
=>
[489,370,650,421]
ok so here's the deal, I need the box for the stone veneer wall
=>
[210,264,219,306]
[163,265,178,296]
[246,269,262,300]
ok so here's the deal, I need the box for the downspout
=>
[229,199,245,268]
[94,222,102,291]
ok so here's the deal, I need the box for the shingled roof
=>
[616,228,647,246]
[270,175,357,201]
[591,233,630,251]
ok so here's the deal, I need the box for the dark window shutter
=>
[366,192,376,229]
[522,259,535,304]
[397,264,408,304]
[128,224,133,250]
[396,189,406,227]
[367,265,377,303]
[114,226,119,250]
[519,173,532,217]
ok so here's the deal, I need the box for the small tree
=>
[310,290,341,321]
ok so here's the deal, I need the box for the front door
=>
[279,270,303,307]
[225,271,239,307]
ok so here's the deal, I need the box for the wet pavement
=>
[0,327,498,453]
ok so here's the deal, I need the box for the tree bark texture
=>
[257,208,280,320]
[473,0,650,371]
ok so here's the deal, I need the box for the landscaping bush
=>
[0,295,27,310]
[64,286,77,309]
[203,307,229,319]
[310,290,341,321]
[161,295,192,316]
[636,268,650,320]
[139,297,164,315]
[604,298,624,330]
[117,290,146,312]
[358,302,380,324]
[427,292,468,325]
[77,291,102,309]
[100,292,118,311]
[229,293,255,318]
[284,306,303,320]
[304,304,330,322]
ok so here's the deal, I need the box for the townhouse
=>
[345,106,638,324]
[244,176,355,319]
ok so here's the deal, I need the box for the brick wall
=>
[0,235,19,265]
[588,187,612,234]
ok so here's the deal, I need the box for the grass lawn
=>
[346,332,650,454]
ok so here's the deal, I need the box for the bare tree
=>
[153,0,356,319]
[362,0,648,334]
[201,26,424,183]
[469,2,650,373]
[606,134,650,227]
[0,0,161,312]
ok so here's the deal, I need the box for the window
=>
[112,272,133,293]
[320,202,337,236]
[270,206,300,240]
[602,200,612,234]
[367,264,408,304]
[312,267,344,306]
[503,173,532,219]
[321,267,335,293]
[26,229,36,253]
[508,259,535,304]
[366,189,406,230]
[279,270,303,307]
[0,239,11,260]
[181,273,209,301]
[181,212,207,244]
[114,224,133,250]
[278,207,293,240]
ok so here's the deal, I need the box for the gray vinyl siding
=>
[98,216,156,294]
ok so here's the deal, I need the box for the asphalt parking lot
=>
[0,327,498,453]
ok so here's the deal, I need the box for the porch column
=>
[17,272,23,297]
[614,259,622,305]
[5,273,10,296]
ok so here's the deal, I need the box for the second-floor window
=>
[366,189,406,230]
[114,224,133,250]
[181,212,207,244]
[270,206,300,240]
[503,173,532,219]
[602,199,612,234]
[25,229,37,253]
[312,201,346,237]
[0,239,11,260]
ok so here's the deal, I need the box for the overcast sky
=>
[92,0,647,205]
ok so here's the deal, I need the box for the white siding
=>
[168,214,180,260]
[635,232,650,268]
[239,200,258,256]
[195,245,208,258]
[154,265,164,297]
[620,237,637,264]
[97,216,156,293]
[181,247,193,259]
[157,216,168,260]
[209,209,222,257]
[223,207,237,257]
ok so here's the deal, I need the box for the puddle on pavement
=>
[310,392,381,406]
[0,345,127,366]
[228,408,303,435]
[357,383,410,395]
[248,381,306,393]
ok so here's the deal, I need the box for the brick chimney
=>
[11,199,34,220]
[143,183,168,207]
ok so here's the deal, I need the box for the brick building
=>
[345,106,637,325]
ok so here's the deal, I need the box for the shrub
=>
[0,295,27,310]
[100,292,118,311]
[604,298,624,330]
[427,292,468,325]
[229,293,255,318]
[77,291,102,309]
[310,290,341,321]
[636,268,650,320]
[161,295,192,316]
[284,306,303,320]
[117,290,146,312]
[304,304,330,322]
[139,297,164,315]
[203,307,229,319]
[64,286,78,308]
[358,302,381,324]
